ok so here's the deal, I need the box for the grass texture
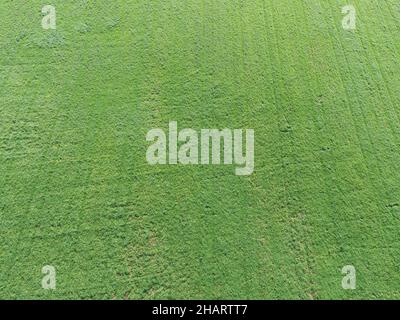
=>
[1,0,400,299]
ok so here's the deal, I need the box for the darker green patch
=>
[32,32,66,49]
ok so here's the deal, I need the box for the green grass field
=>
[1,0,400,299]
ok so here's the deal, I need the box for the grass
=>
[1,0,400,299]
